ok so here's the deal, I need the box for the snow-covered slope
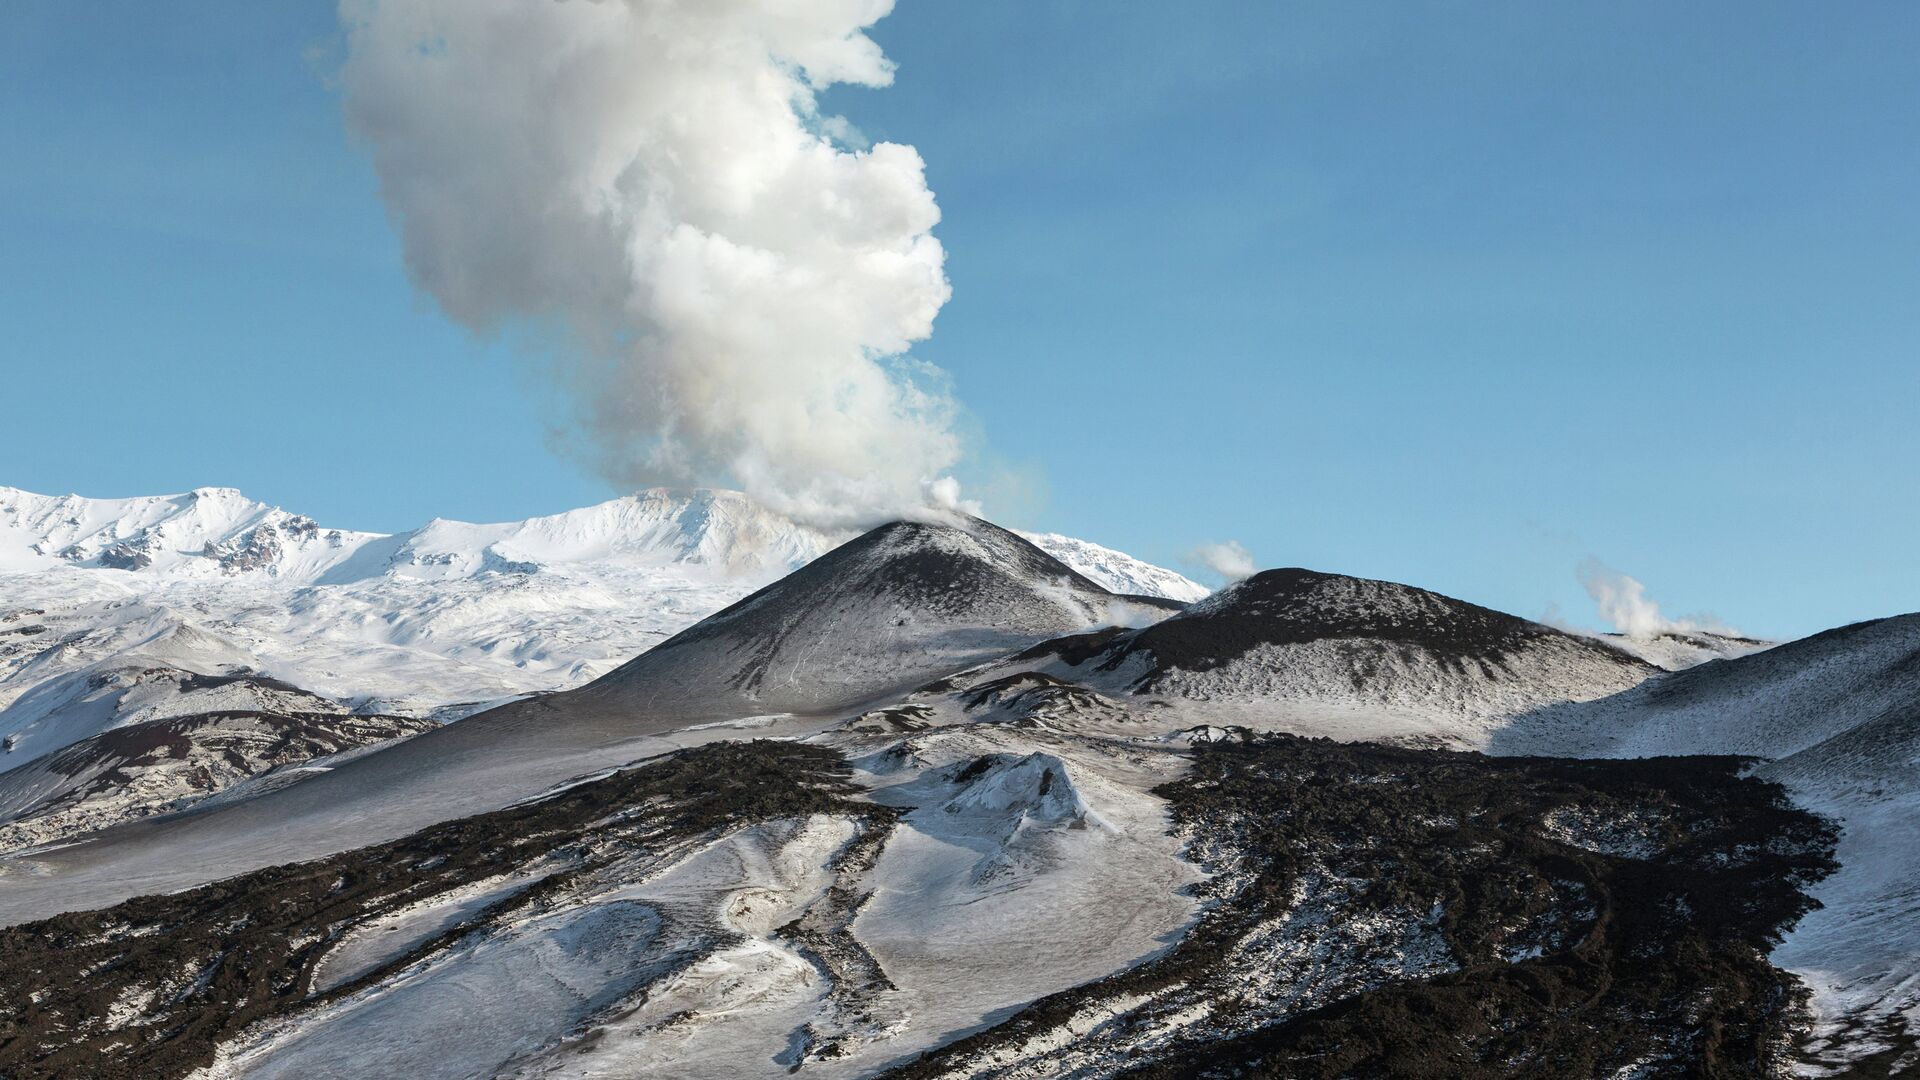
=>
[0,487,830,719]
[0,486,383,578]
[0,485,836,583]
[1014,531,1207,602]
[1763,701,1920,1067]
[0,516,1184,925]
[339,488,845,584]
[2,488,1906,1075]
[1598,628,1774,671]
[1495,614,1920,760]
[0,503,1896,1068]
[0,487,1197,719]
[0,700,1835,1079]
[0,618,302,767]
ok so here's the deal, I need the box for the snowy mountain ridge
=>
[0,486,374,578]
[0,484,1202,596]
[0,485,839,583]
[0,486,1204,723]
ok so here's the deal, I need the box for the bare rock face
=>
[88,538,157,571]
[204,524,280,575]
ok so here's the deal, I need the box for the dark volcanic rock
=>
[91,540,155,572]
[0,741,873,1080]
[888,735,1839,1079]
[1111,568,1636,679]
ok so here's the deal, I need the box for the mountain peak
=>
[1013,565,1659,744]
[0,485,1205,604]
[578,515,1157,720]
[1173,567,1565,659]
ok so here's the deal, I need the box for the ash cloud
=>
[338,0,961,527]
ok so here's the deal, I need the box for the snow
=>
[0,487,837,724]
[931,751,1104,827]
[0,486,1198,723]
[966,567,1662,749]
[206,816,863,1080]
[1598,629,1774,672]
[508,725,1201,1079]
[1493,614,1920,760]
[0,701,824,928]
[521,815,866,1078]
[0,711,429,854]
[173,718,1202,1080]
[0,620,328,769]
[209,899,676,1080]
[1760,705,1920,1074]
[308,858,573,994]
[832,726,1202,1073]
[1014,531,1207,603]
[0,486,378,578]
[1771,782,1920,1076]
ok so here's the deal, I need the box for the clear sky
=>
[2,2,1916,639]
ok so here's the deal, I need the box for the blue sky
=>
[3,2,1916,638]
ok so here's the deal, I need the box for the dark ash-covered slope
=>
[1117,568,1614,673]
[0,709,432,853]
[571,516,1160,719]
[1024,568,1656,744]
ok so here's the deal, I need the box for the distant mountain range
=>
[0,485,1203,727]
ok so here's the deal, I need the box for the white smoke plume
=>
[1577,558,1738,640]
[338,0,961,527]
[1190,540,1256,584]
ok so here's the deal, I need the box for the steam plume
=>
[1190,540,1256,584]
[338,0,960,526]
[1577,558,1738,640]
